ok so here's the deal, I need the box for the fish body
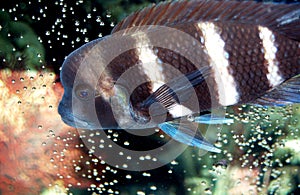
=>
[58,0,300,152]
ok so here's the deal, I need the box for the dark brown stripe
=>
[105,45,152,106]
[216,22,271,103]
[274,32,300,81]
[153,24,218,111]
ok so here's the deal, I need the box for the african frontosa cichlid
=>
[58,0,300,153]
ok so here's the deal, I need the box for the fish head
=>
[58,81,122,130]
[58,38,134,130]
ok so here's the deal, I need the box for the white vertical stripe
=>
[133,32,194,118]
[168,104,193,118]
[258,26,283,87]
[197,22,240,106]
[134,32,165,91]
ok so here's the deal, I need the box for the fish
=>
[58,0,300,153]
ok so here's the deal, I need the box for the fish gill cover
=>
[0,0,300,195]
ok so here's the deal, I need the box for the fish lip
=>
[71,116,91,128]
[58,103,92,128]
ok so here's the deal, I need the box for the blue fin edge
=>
[158,122,221,153]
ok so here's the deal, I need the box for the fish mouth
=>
[58,106,91,129]
[58,101,93,129]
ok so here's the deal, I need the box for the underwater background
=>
[0,0,300,194]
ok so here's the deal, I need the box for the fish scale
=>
[276,37,300,78]
[148,47,215,111]
[215,22,272,103]
[59,0,300,152]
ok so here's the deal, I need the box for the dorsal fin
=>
[111,0,300,41]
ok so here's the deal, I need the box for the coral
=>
[0,70,104,194]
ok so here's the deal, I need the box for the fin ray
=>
[158,121,221,153]
[112,1,300,40]
[140,67,211,113]
[191,114,234,125]
[252,75,300,106]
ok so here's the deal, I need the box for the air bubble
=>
[125,174,131,179]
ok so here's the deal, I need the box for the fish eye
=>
[74,84,94,101]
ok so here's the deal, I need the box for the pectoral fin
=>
[191,114,234,125]
[158,121,221,153]
[140,67,211,115]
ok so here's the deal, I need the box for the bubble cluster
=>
[1,0,117,72]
